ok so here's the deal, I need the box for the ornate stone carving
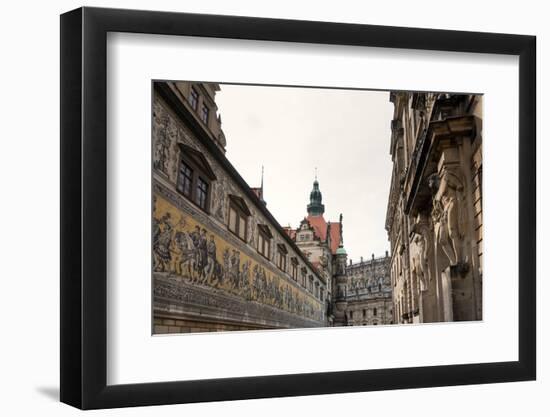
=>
[429,168,466,266]
[410,213,433,291]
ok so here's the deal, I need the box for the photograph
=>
[152,81,483,334]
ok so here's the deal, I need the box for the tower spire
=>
[261,165,264,194]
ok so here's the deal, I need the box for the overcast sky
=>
[216,84,394,262]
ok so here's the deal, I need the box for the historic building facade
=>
[286,179,393,326]
[385,92,483,324]
[152,81,328,333]
[345,254,393,326]
[290,178,344,325]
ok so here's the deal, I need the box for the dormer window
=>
[176,144,216,213]
[257,224,272,259]
[228,195,250,242]
[276,244,288,272]
[290,258,298,280]
[300,267,307,287]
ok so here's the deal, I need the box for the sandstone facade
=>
[385,92,483,323]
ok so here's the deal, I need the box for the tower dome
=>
[307,179,325,216]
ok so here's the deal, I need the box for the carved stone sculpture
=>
[429,168,465,266]
[410,213,432,291]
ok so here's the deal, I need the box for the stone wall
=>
[385,92,483,324]
[345,255,393,325]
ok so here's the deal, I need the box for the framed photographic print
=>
[60,6,536,410]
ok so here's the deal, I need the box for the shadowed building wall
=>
[385,92,483,324]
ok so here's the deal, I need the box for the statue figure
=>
[410,213,433,291]
[429,168,465,266]
[154,115,172,175]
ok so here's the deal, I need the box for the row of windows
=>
[349,308,381,320]
[175,151,325,302]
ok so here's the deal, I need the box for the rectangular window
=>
[189,87,199,110]
[320,288,324,302]
[196,177,208,210]
[373,307,378,316]
[276,246,287,271]
[229,207,238,234]
[291,261,298,280]
[201,103,209,124]
[258,233,270,258]
[238,217,246,240]
[228,202,248,242]
[177,161,193,198]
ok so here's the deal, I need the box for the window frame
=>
[276,244,288,272]
[257,225,272,260]
[176,145,216,214]
[290,257,298,280]
[227,196,250,242]
[189,87,199,111]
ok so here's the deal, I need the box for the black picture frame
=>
[60,6,536,410]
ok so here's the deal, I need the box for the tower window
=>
[189,87,199,110]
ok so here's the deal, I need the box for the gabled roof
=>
[177,143,217,180]
[306,215,342,255]
[257,224,273,239]
[228,194,251,216]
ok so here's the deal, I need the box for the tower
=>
[331,214,348,326]
[307,176,325,216]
